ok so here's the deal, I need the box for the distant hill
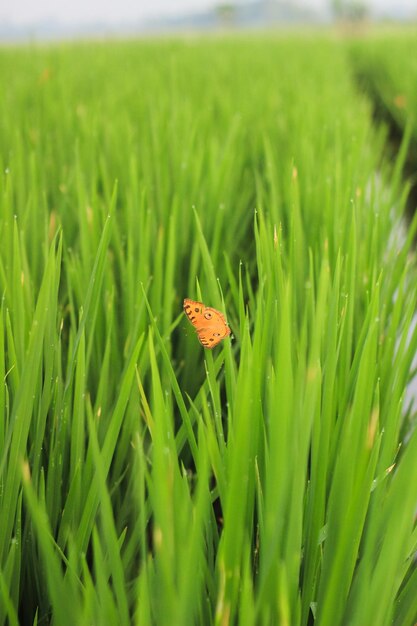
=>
[143,1,331,31]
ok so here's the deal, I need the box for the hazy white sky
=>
[0,0,415,25]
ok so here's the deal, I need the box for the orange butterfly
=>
[183,298,230,349]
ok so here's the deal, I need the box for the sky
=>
[0,0,415,26]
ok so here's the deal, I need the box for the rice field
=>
[1,30,417,625]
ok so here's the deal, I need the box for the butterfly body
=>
[183,298,230,348]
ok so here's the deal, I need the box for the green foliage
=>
[1,33,417,625]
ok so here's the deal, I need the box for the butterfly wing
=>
[196,307,230,348]
[183,299,205,326]
[183,298,230,349]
